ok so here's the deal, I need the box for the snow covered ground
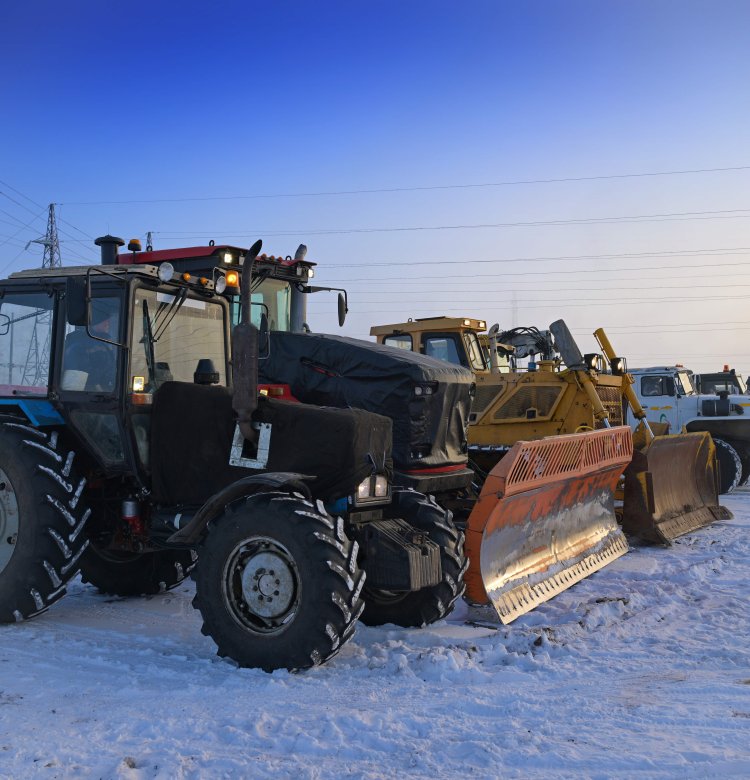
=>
[1,493,749,780]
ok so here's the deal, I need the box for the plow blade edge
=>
[621,432,732,544]
[465,427,633,624]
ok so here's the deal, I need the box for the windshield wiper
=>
[141,300,157,389]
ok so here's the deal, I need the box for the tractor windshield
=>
[130,288,227,390]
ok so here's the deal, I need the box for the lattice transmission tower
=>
[21,203,62,385]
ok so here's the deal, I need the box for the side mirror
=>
[66,277,88,326]
[337,292,348,327]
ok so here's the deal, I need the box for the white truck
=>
[628,366,750,492]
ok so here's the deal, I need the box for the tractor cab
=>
[0,246,230,479]
[370,316,491,372]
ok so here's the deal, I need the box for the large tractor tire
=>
[192,491,365,671]
[714,438,742,494]
[80,544,196,597]
[0,422,91,622]
[360,490,467,628]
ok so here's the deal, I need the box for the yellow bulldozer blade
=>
[464,427,633,624]
[621,431,732,544]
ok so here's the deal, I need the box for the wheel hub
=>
[225,537,300,633]
[240,551,295,618]
[0,470,19,574]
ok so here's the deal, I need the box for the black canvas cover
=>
[150,382,392,506]
[259,332,473,471]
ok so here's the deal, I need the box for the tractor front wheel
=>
[360,490,467,628]
[192,491,365,671]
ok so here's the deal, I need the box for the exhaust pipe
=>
[94,235,125,265]
[232,239,264,443]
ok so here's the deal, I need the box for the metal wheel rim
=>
[0,468,20,574]
[222,536,301,635]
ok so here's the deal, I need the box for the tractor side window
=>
[383,334,413,351]
[251,279,291,331]
[641,375,674,397]
[464,332,488,371]
[423,334,465,367]
[0,291,55,395]
[60,295,121,393]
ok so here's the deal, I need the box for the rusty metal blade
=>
[465,427,633,624]
[622,432,733,544]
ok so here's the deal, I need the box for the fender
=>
[167,471,314,545]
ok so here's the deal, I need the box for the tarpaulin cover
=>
[259,332,473,471]
[150,381,392,505]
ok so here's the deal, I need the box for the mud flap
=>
[621,432,732,544]
[464,427,633,624]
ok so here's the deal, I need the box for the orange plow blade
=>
[621,432,732,544]
[465,427,633,624]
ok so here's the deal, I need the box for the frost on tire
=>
[714,438,742,494]
[0,422,91,622]
[191,491,364,671]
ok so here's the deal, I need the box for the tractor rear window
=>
[383,334,413,350]
[0,291,55,394]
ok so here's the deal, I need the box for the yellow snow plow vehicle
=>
[370,317,730,546]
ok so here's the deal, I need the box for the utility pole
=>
[20,203,61,385]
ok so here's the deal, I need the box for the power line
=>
[57,164,750,205]
[145,208,750,239]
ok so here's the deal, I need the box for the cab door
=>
[636,374,679,432]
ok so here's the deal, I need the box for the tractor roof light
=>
[610,357,627,376]
[222,251,234,264]
[157,262,174,282]
[215,276,227,294]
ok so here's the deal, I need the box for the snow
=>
[1,495,749,779]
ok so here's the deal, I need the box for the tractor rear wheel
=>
[0,422,91,622]
[192,491,365,671]
[360,490,467,628]
[80,544,196,596]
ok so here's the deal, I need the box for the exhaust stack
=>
[94,235,125,265]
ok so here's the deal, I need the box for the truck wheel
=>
[0,423,91,622]
[192,491,364,671]
[80,544,196,596]
[714,438,742,494]
[360,490,467,628]
[726,440,750,486]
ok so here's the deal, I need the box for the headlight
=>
[414,382,438,396]
[215,276,227,294]
[374,475,389,497]
[357,478,371,501]
[611,357,626,376]
[583,353,601,372]
[354,475,391,505]
[157,262,174,282]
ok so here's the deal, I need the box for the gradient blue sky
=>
[2,1,750,370]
